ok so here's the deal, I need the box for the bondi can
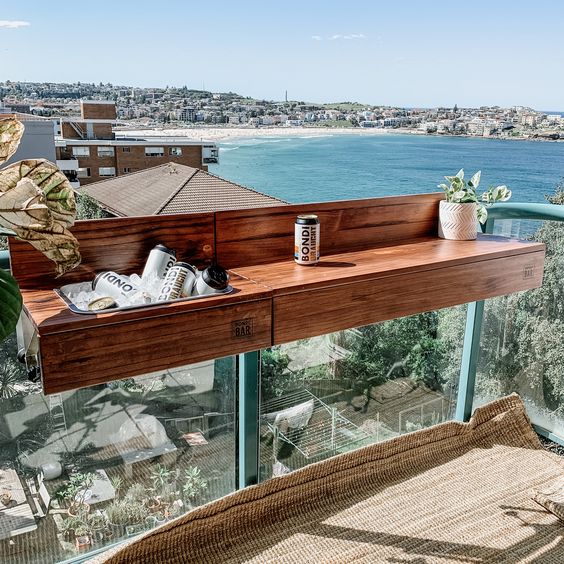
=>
[141,244,177,282]
[193,264,230,296]
[294,214,320,265]
[157,262,197,302]
[92,271,142,303]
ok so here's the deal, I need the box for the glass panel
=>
[0,338,236,563]
[259,306,467,481]
[475,217,564,437]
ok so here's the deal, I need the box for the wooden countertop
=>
[232,235,545,295]
[21,273,271,335]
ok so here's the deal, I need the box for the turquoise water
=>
[210,134,564,204]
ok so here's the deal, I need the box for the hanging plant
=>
[0,117,81,341]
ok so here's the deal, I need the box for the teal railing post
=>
[455,218,495,421]
[238,351,260,488]
[0,249,10,270]
[455,300,485,421]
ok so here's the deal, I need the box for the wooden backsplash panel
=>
[9,213,215,289]
[215,193,443,268]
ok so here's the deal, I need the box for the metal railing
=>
[455,201,564,449]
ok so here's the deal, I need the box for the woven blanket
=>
[90,394,564,563]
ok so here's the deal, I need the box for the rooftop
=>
[79,162,286,216]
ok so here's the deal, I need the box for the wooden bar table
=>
[9,194,545,395]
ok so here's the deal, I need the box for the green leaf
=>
[477,204,488,224]
[0,118,24,165]
[470,171,481,189]
[455,169,464,180]
[0,269,22,342]
[0,160,81,275]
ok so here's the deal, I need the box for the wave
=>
[298,134,334,139]
[219,146,240,152]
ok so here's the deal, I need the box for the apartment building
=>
[56,100,219,186]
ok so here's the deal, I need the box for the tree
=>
[75,193,107,220]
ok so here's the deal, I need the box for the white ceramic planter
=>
[438,201,478,240]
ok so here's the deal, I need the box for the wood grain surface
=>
[39,298,272,394]
[231,235,545,295]
[215,193,444,268]
[272,249,545,343]
[9,213,215,289]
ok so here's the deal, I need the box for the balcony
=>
[0,194,563,563]
[56,159,80,172]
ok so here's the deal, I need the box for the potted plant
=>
[144,486,162,513]
[60,516,85,542]
[57,472,95,518]
[124,483,146,504]
[144,514,157,529]
[150,464,176,498]
[437,169,512,240]
[182,466,208,510]
[105,499,149,539]
[166,499,184,521]
[87,512,107,545]
[153,511,166,526]
[74,524,91,551]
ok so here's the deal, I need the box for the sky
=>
[1,0,563,109]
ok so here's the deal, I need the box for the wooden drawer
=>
[38,294,271,394]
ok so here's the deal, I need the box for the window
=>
[77,167,91,178]
[145,147,164,157]
[122,146,131,153]
[0,353,237,562]
[97,147,115,158]
[169,147,182,156]
[99,167,116,177]
[72,146,90,157]
[123,167,132,173]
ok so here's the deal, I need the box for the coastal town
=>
[1,80,562,141]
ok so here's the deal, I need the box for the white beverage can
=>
[157,262,197,302]
[294,214,320,265]
[92,271,141,303]
[141,244,176,282]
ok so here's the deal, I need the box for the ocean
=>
[210,134,564,204]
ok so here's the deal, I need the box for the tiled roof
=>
[79,163,286,216]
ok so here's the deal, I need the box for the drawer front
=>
[39,299,271,394]
[273,251,545,344]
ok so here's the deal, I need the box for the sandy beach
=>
[113,125,398,142]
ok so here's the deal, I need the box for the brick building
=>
[56,100,218,186]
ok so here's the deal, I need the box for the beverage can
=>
[193,265,230,296]
[141,244,176,282]
[92,271,142,303]
[87,296,117,311]
[157,262,197,302]
[294,215,320,265]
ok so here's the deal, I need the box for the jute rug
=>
[89,394,564,563]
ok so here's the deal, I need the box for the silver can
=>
[141,244,176,282]
[92,271,141,303]
[157,262,197,302]
[294,214,320,265]
[193,265,230,296]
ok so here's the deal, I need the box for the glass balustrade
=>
[0,347,237,563]
[474,217,564,437]
[258,306,467,481]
